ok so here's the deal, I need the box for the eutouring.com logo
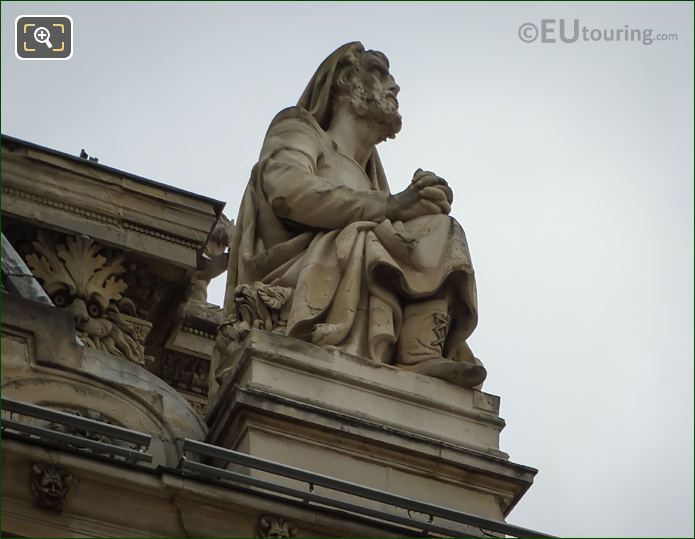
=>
[518,19,678,45]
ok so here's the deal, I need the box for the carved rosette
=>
[257,515,297,538]
[30,462,72,513]
[24,230,152,365]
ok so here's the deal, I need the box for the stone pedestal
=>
[208,330,536,532]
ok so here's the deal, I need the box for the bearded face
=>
[335,51,403,142]
[346,84,402,142]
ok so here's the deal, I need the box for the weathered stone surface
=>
[221,42,485,388]
[1,135,224,271]
[209,329,537,527]
[30,462,72,513]
[23,229,154,366]
[1,293,207,466]
[3,437,418,538]
[0,41,543,537]
[1,135,228,414]
[1,233,53,306]
[188,216,235,302]
[256,515,298,538]
[213,330,504,454]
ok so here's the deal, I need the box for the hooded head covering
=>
[297,41,365,131]
[219,42,480,384]
[296,41,391,194]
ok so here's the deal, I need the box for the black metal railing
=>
[1,398,553,537]
[1,398,153,463]
[178,438,554,538]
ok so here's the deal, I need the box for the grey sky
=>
[2,2,693,536]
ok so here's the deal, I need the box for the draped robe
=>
[229,105,479,365]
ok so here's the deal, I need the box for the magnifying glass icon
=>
[33,26,53,49]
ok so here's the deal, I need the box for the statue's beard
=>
[344,85,402,142]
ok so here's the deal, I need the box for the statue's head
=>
[331,45,402,142]
[298,42,402,142]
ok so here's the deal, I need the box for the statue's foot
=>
[402,359,487,387]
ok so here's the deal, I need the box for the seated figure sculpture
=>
[218,42,486,387]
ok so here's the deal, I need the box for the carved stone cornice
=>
[1,138,224,271]
[3,186,200,249]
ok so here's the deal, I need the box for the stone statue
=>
[220,42,486,387]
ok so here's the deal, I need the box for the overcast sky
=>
[2,2,693,536]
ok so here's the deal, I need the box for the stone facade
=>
[2,135,222,418]
[1,133,543,537]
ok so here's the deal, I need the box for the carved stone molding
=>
[3,186,200,249]
[257,515,297,538]
[182,324,216,340]
[24,230,152,365]
[30,462,72,513]
[4,186,119,225]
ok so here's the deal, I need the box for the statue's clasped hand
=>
[386,168,453,221]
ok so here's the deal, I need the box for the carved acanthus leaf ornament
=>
[26,230,127,308]
[24,231,150,365]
